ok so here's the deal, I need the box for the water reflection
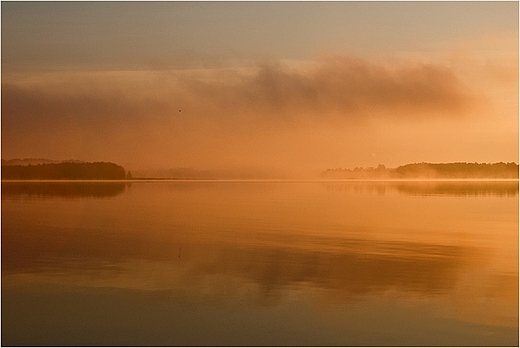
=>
[1,181,127,199]
[2,180,517,199]
[324,180,519,197]
[395,181,519,197]
[1,226,468,301]
[2,181,517,346]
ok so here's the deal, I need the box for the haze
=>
[2,2,518,178]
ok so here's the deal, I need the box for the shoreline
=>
[1,178,519,183]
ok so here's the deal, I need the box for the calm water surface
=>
[2,181,518,346]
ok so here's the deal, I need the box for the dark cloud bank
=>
[2,56,474,131]
[1,55,478,175]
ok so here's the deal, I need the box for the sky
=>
[2,1,518,178]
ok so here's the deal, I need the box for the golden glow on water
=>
[1,181,518,345]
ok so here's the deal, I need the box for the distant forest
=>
[2,159,518,180]
[2,162,127,180]
[2,158,84,166]
[322,162,519,179]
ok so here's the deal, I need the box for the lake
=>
[2,180,518,346]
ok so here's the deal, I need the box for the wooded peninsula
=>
[321,162,519,179]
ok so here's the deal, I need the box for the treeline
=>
[322,162,519,179]
[395,162,518,179]
[2,158,84,166]
[2,162,127,180]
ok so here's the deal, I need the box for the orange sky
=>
[2,2,518,178]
